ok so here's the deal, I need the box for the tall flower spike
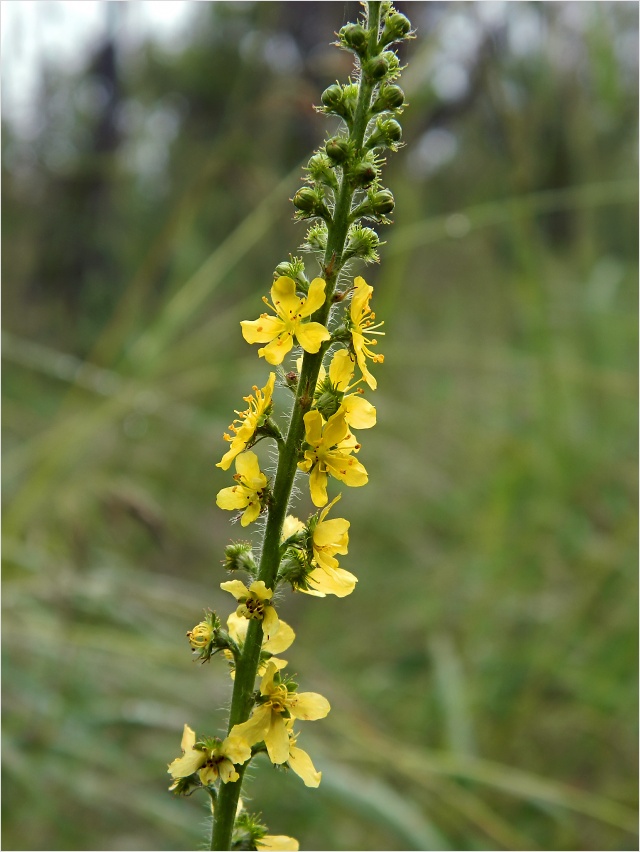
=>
[349,276,385,390]
[298,408,368,507]
[217,373,276,470]
[241,276,330,365]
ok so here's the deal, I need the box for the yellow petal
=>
[288,745,321,788]
[300,277,327,317]
[328,349,355,390]
[168,749,205,779]
[222,735,251,766]
[322,410,349,448]
[217,758,239,784]
[248,580,273,602]
[259,332,294,365]
[309,465,328,507]
[235,451,261,481]
[240,499,261,526]
[271,276,300,318]
[216,485,249,511]
[282,515,305,540]
[220,579,249,601]
[295,321,331,354]
[226,611,248,643]
[241,316,285,344]
[325,453,368,487]
[264,619,295,654]
[259,660,279,695]
[230,704,271,747]
[350,276,373,323]
[255,836,299,852]
[307,565,357,598]
[303,409,324,445]
[342,394,376,429]
[262,604,280,641]
[180,724,196,752]
[217,443,243,471]
[287,691,330,721]
[264,710,290,764]
[198,762,220,785]
[314,517,350,548]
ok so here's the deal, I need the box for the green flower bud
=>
[364,54,390,81]
[366,117,403,150]
[274,256,307,287]
[224,541,256,574]
[371,188,395,216]
[302,222,328,252]
[325,136,351,164]
[320,83,354,120]
[381,11,412,45]
[307,152,339,190]
[339,22,367,53]
[343,224,382,264]
[293,187,318,213]
[292,187,330,220]
[350,161,378,188]
[314,377,344,420]
[372,84,405,113]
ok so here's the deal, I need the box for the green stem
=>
[211,5,382,849]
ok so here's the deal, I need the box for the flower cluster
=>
[169,3,413,848]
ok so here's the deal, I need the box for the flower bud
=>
[320,83,353,120]
[302,222,328,252]
[339,22,367,54]
[292,187,330,220]
[274,256,307,287]
[292,187,318,213]
[371,188,395,216]
[325,136,350,164]
[307,152,338,190]
[381,12,412,45]
[224,542,256,574]
[364,54,390,81]
[350,161,378,188]
[365,117,402,150]
[372,84,405,113]
[343,224,381,264]
[187,621,213,650]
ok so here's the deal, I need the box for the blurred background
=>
[2,2,638,850]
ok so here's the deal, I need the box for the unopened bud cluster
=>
[288,0,413,265]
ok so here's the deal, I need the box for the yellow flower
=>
[255,836,299,852]
[221,579,280,640]
[241,276,330,365]
[217,373,276,470]
[281,514,305,541]
[168,724,250,786]
[285,722,322,788]
[187,621,213,650]
[306,495,357,598]
[225,611,295,676]
[326,349,376,429]
[298,409,368,507]
[349,276,384,390]
[230,662,330,765]
[216,451,268,526]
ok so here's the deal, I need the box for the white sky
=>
[1,1,201,135]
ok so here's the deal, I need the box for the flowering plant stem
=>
[167,2,412,848]
[210,9,383,847]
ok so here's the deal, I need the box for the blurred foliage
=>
[2,2,638,850]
